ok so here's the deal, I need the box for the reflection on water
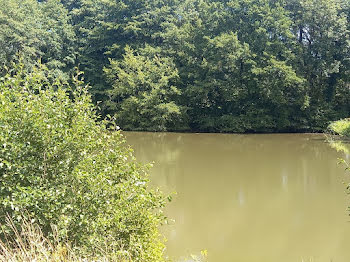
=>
[124,132,350,262]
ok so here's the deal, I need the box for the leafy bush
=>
[328,118,350,138]
[0,66,166,261]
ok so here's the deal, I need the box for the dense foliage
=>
[0,0,76,80]
[104,46,187,131]
[1,0,350,132]
[0,67,166,261]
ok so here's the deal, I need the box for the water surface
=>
[124,132,350,262]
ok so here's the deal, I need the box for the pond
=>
[124,132,350,262]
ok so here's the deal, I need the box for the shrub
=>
[0,66,166,261]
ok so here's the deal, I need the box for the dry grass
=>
[0,216,131,262]
[0,216,79,262]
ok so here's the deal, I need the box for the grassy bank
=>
[328,118,350,138]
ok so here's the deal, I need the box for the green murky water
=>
[124,132,350,262]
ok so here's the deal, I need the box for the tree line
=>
[1,0,350,132]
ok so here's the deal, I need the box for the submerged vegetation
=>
[1,0,350,132]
